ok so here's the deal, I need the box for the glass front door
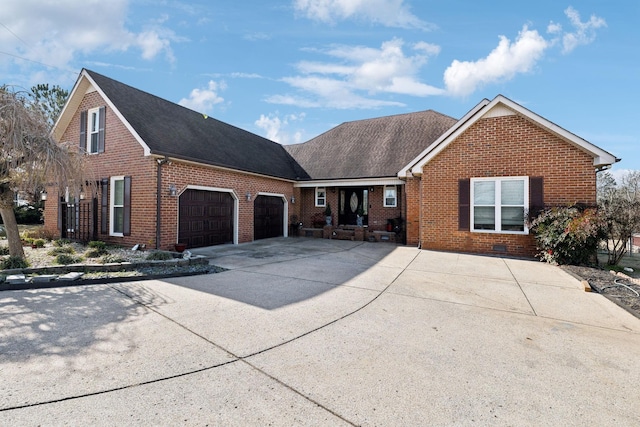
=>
[338,187,368,226]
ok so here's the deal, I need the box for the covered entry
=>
[254,195,284,240]
[338,187,368,226]
[179,189,233,248]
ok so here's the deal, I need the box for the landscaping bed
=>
[0,239,223,290]
[563,254,640,319]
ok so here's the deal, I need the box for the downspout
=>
[156,157,169,249]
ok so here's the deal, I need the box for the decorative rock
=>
[6,274,29,284]
[58,272,84,281]
[623,267,634,273]
[32,275,58,283]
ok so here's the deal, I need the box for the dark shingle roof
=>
[284,110,457,180]
[86,69,309,181]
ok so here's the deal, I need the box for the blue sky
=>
[1,1,637,176]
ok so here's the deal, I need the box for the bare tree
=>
[1,86,84,259]
[598,170,640,265]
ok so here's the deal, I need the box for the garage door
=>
[254,195,284,240]
[179,190,233,248]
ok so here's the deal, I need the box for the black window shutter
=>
[100,179,109,234]
[79,110,87,152]
[458,179,471,231]
[123,176,132,236]
[57,196,63,231]
[97,106,106,153]
[529,177,544,217]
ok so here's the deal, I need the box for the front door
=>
[338,188,368,226]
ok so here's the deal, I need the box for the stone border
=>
[0,257,212,292]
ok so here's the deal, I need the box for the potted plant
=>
[174,242,187,253]
[324,203,332,225]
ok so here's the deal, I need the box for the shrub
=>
[34,239,45,248]
[54,239,71,247]
[86,241,108,258]
[101,254,126,264]
[0,246,9,256]
[55,254,82,265]
[88,240,107,251]
[529,206,603,265]
[48,246,75,256]
[146,251,173,261]
[1,256,30,270]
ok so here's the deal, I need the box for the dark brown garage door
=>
[254,195,284,240]
[179,190,233,248]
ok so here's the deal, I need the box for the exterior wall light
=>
[41,191,47,201]
[246,192,251,201]
[168,184,177,196]
[291,196,295,204]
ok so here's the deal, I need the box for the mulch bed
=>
[563,265,640,319]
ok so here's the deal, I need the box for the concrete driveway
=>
[1,238,639,426]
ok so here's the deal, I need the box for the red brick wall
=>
[405,176,421,245]
[44,90,296,250]
[419,114,597,257]
[160,162,295,247]
[297,186,401,231]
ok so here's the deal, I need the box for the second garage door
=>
[179,190,233,248]
[254,195,284,240]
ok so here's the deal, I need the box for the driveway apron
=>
[1,237,639,426]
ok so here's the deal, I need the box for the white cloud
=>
[443,26,548,97]
[268,38,442,109]
[293,0,434,30]
[560,6,606,54]
[178,80,226,114]
[255,112,306,144]
[0,0,180,72]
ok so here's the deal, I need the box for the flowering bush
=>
[529,206,603,265]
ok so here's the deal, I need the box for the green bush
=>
[529,206,603,265]
[85,241,108,258]
[48,246,75,256]
[54,239,71,247]
[1,256,30,270]
[146,251,173,261]
[34,239,45,248]
[88,241,107,251]
[0,246,9,256]
[14,204,43,224]
[55,254,82,265]
[101,254,126,264]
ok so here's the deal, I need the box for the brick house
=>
[44,69,618,257]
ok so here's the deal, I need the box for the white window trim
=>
[470,176,529,235]
[109,176,124,237]
[383,185,397,207]
[87,107,100,154]
[315,187,326,207]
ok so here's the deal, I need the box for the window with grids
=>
[110,176,125,235]
[315,187,326,207]
[87,107,100,153]
[471,177,528,233]
[384,185,397,207]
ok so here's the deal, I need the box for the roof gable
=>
[54,69,309,181]
[403,95,619,177]
[285,110,457,180]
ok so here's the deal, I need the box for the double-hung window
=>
[80,106,105,154]
[315,187,326,207]
[88,107,100,153]
[384,185,397,207]
[471,177,528,233]
[110,176,125,236]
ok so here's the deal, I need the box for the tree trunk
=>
[0,206,25,259]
